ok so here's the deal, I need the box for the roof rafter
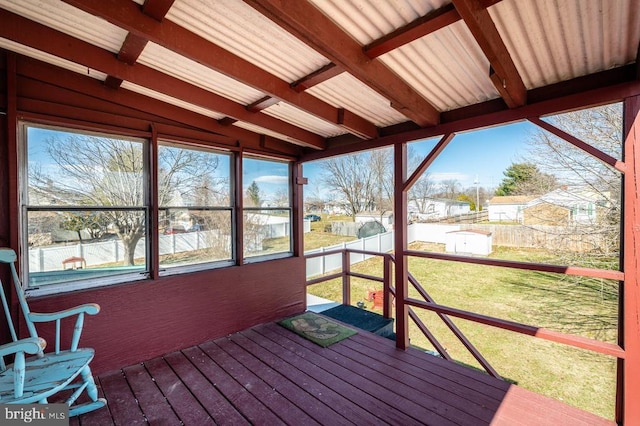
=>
[105,0,175,89]
[364,0,502,59]
[244,0,440,127]
[0,9,325,149]
[451,0,526,108]
[61,0,378,140]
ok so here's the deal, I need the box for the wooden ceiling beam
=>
[290,63,344,92]
[452,0,526,108]
[61,0,378,140]
[0,9,326,149]
[142,0,175,22]
[104,0,175,89]
[244,0,440,127]
[364,0,501,59]
[364,4,460,59]
[302,65,640,162]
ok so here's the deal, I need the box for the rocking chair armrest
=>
[0,337,46,358]
[28,303,101,323]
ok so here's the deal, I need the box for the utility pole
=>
[474,175,479,222]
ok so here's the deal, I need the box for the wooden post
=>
[394,142,409,349]
[342,250,351,305]
[621,95,640,424]
[383,254,391,319]
[149,124,159,279]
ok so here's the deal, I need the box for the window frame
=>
[20,122,151,296]
[241,155,294,263]
[156,139,236,276]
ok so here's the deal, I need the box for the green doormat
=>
[279,312,357,347]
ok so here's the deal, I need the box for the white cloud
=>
[429,172,470,182]
[254,175,288,184]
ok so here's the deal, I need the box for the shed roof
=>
[0,0,638,157]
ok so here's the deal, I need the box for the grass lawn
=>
[305,236,618,420]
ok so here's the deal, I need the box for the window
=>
[24,124,148,294]
[21,123,294,294]
[158,142,233,272]
[243,157,292,260]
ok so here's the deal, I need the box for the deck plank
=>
[122,362,182,425]
[165,350,249,425]
[214,335,351,425]
[200,338,320,425]
[182,345,285,425]
[98,370,146,425]
[144,355,215,424]
[79,319,616,426]
[256,323,455,425]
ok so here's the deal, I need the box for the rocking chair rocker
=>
[0,248,106,416]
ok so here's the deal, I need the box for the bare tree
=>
[409,173,437,214]
[438,179,460,199]
[523,102,623,338]
[320,152,378,217]
[30,135,222,266]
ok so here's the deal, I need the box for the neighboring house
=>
[409,198,471,221]
[523,187,610,226]
[487,196,534,222]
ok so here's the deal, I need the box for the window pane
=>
[27,127,144,207]
[157,143,233,271]
[27,210,147,288]
[243,158,290,208]
[159,208,232,268]
[158,144,231,207]
[244,210,292,258]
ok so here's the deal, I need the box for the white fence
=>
[305,230,395,278]
[30,230,225,272]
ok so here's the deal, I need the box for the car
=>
[304,214,321,222]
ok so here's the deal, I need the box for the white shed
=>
[445,230,493,256]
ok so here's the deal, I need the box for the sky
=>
[27,120,540,203]
[303,120,539,199]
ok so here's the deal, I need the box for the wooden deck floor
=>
[71,320,614,425]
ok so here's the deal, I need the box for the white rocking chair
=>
[0,248,106,416]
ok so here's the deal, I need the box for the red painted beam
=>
[406,298,625,358]
[302,68,640,162]
[364,0,502,59]
[364,4,460,59]
[528,117,626,173]
[142,0,175,22]
[61,0,377,140]
[452,0,526,108]
[244,0,441,127]
[16,56,303,156]
[403,133,455,191]
[290,63,344,92]
[0,10,325,149]
[622,95,640,424]
[406,249,625,281]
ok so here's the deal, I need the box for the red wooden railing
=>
[305,247,625,379]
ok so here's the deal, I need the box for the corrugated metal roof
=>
[0,0,637,151]
[166,0,330,83]
[138,42,264,105]
[307,72,408,127]
[262,102,346,138]
[120,81,225,120]
[309,0,450,45]
[380,22,499,111]
[0,37,107,81]
[490,0,640,89]
[0,0,127,54]
[308,0,498,111]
